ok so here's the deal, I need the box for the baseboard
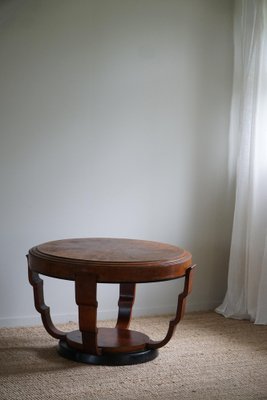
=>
[0,313,78,328]
[0,301,221,328]
[0,305,175,328]
[186,300,221,313]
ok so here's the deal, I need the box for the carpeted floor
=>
[0,312,266,400]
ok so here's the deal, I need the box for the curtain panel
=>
[216,0,267,324]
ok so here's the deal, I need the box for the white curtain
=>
[216,0,267,324]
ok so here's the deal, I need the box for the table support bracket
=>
[147,265,196,350]
[27,262,67,340]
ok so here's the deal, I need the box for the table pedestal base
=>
[58,340,158,365]
[66,328,150,352]
[58,327,158,365]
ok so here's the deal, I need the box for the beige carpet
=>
[0,312,267,400]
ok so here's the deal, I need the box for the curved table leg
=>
[147,265,196,350]
[116,283,136,329]
[28,266,67,340]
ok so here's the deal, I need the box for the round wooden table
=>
[27,238,195,365]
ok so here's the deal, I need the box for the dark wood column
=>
[116,283,136,329]
[75,273,100,355]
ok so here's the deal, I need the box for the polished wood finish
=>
[58,341,158,365]
[27,238,195,365]
[27,262,66,341]
[116,283,136,329]
[28,238,192,282]
[66,328,150,353]
[75,273,100,355]
[148,265,195,349]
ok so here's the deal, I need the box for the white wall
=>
[0,0,233,327]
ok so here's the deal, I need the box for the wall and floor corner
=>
[0,0,234,328]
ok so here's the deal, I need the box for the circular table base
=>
[58,340,158,365]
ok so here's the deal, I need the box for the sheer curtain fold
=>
[216,0,267,324]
